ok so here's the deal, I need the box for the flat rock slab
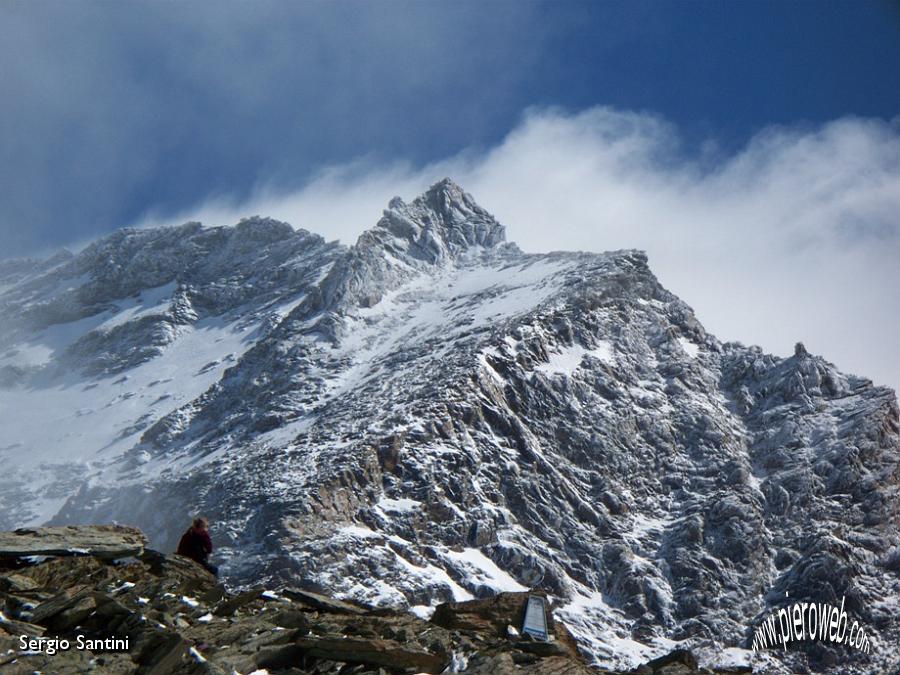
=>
[281,587,367,615]
[0,525,147,560]
[0,613,45,637]
[293,636,448,673]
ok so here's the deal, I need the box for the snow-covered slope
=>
[1,180,897,673]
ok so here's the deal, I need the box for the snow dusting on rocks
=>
[0,179,897,673]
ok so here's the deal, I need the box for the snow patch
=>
[409,604,435,620]
[535,341,614,376]
[442,548,527,593]
[558,589,678,670]
[376,496,421,514]
[677,336,700,358]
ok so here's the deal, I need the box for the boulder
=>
[432,591,536,637]
[431,591,582,659]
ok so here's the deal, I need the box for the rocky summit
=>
[0,180,897,673]
[0,526,724,674]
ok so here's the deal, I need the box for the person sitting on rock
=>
[176,516,218,576]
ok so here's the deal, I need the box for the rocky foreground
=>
[0,526,747,674]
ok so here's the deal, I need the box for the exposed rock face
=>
[0,525,146,559]
[0,217,341,377]
[374,178,509,264]
[0,180,897,673]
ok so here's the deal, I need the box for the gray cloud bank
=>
[139,108,900,392]
[0,1,547,256]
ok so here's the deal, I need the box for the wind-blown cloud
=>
[138,107,900,391]
[5,1,899,261]
[0,1,548,256]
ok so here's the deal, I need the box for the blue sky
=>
[1,1,899,391]
[1,0,898,256]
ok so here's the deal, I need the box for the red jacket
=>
[177,527,212,564]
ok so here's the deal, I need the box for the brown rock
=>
[253,643,306,670]
[281,587,367,614]
[432,591,531,636]
[29,587,93,625]
[431,591,582,660]
[0,572,40,592]
[213,587,265,616]
[0,613,45,637]
[0,525,147,560]
[514,638,570,657]
[15,554,110,589]
[465,652,518,674]
[519,655,596,674]
[628,648,702,674]
[134,629,193,673]
[270,608,311,630]
[48,594,99,631]
[293,636,448,673]
[140,551,219,595]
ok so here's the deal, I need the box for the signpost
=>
[521,594,549,640]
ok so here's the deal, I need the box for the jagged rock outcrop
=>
[0,180,896,673]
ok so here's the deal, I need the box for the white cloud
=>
[137,107,900,392]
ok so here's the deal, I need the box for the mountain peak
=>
[422,176,467,201]
[372,179,507,264]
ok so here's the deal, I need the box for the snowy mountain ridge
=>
[1,179,898,673]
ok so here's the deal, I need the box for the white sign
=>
[522,594,548,640]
